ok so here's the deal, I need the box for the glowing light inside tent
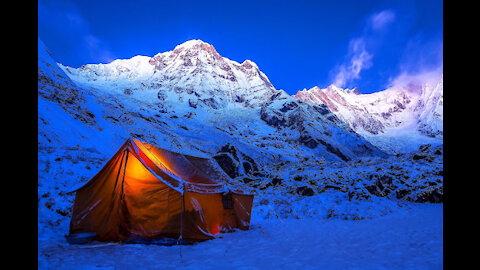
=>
[211,224,219,235]
[133,139,177,176]
[126,155,155,180]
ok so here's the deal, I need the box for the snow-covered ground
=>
[38,202,442,269]
[37,39,443,269]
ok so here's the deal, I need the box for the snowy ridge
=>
[60,39,276,109]
[293,75,443,153]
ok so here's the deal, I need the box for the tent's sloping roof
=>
[130,138,231,194]
[128,138,186,193]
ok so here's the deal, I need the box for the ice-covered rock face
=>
[293,76,443,153]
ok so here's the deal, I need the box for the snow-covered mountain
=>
[60,39,277,109]
[51,39,384,165]
[293,76,443,154]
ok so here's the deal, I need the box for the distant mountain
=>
[293,76,443,154]
[39,39,385,176]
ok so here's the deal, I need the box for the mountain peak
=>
[176,39,210,47]
[345,87,360,95]
[173,39,217,54]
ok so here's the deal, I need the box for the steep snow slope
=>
[293,76,443,153]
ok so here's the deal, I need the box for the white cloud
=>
[333,38,373,88]
[330,10,395,88]
[370,10,395,31]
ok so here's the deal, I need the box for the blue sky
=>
[38,0,443,94]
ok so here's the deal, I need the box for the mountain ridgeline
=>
[40,39,390,175]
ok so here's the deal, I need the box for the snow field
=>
[38,202,442,269]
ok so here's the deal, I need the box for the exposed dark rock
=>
[378,175,393,188]
[413,154,426,160]
[235,95,245,103]
[395,189,411,199]
[271,177,282,186]
[298,134,319,149]
[184,112,196,118]
[364,182,387,197]
[157,91,166,101]
[296,186,314,196]
[293,175,303,182]
[424,156,434,163]
[218,143,239,161]
[243,162,253,174]
[269,92,282,101]
[312,104,330,115]
[326,115,340,123]
[348,189,371,201]
[279,101,299,112]
[241,154,259,173]
[252,171,266,178]
[214,143,259,178]
[322,141,350,162]
[123,88,133,95]
[260,107,286,127]
[188,99,198,109]
[213,153,239,179]
[201,97,219,109]
[308,180,317,186]
[419,144,431,152]
[416,189,443,203]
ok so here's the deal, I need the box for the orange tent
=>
[68,138,254,243]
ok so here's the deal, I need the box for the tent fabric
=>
[69,138,254,242]
[131,138,231,193]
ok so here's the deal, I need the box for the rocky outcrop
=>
[213,153,239,179]
[213,143,260,179]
